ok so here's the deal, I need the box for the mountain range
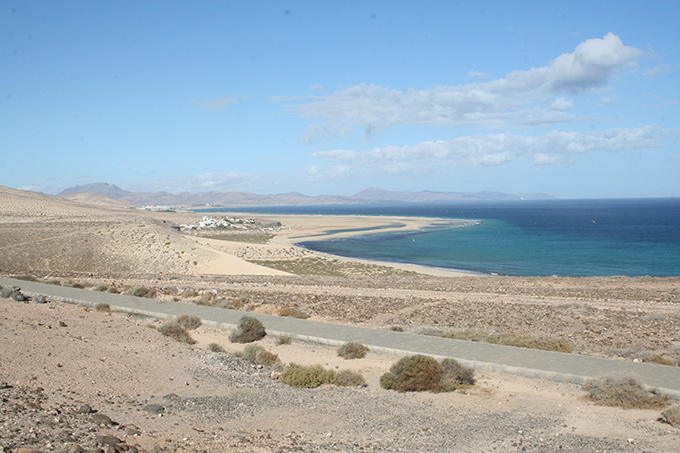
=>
[58,183,555,207]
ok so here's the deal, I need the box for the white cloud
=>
[294,33,643,141]
[550,97,574,111]
[155,171,261,192]
[312,126,673,169]
[468,70,491,80]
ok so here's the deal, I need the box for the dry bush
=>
[14,275,37,282]
[487,333,573,353]
[279,363,336,388]
[182,289,198,298]
[207,343,225,353]
[132,286,157,298]
[275,335,292,346]
[176,314,202,330]
[229,316,266,343]
[582,376,671,409]
[335,369,366,387]
[158,323,196,345]
[380,355,444,393]
[93,285,108,292]
[277,306,310,319]
[95,303,112,313]
[660,405,680,427]
[241,345,280,367]
[337,342,369,359]
[390,326,404,332]
[107,286,119,294]
[438,358,475,391]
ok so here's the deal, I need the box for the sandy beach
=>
[1,185,680,451]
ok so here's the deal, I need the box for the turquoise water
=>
[211,198,680,277]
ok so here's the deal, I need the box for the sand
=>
[1,185,680,451]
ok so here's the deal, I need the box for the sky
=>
[2,1,679,199]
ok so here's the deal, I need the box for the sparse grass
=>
[422,329,573,353]
[14,275,38,282]
[486,333,573,353]
[229,315,266,343]
[582,376,671,409]
[650,354,676,366]
[337,342,369,360]
[277,306,310,319]
[248,257,417,277]
[611,347,677,366]
[95,303,112,313]
[279,363,336,388]
[275,335,292,346]
[182,289,199,298]
[158,323,196,345]
[207,343,225,353]
[380,355,475,393]
[202,232,274,244]
[240,345,281,367]
[132,286,157,298]
[335,369,366,387]
[176,315,202,330]
[660,405,680,427]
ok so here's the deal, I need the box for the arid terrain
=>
[1,185,680,452]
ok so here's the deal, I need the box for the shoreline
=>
[218,211,479,277]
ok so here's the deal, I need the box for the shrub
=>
[133,286,156,298]
[380,355,444,393]
[438,358,475,391]
[279,363,336,388]
[176,315,202,330]
[72,282,84,289]
[95,303,112,313]
[390,326,404,332]
[46,279,62,286]
[277,306,310,319]
[158,323,196,345]
[335,369,366,387]
[229,316,266,343]
[14,275,37,282]
[660,405,680,427]
[241,345,280,367]
[337,342,369,360]
[182,289,198,298]
[275,335,292,346]
[107,286,119,294]
[582,376,671,409]
[207,343,225,353]
[94,285,108,292]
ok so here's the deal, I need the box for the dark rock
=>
[142,403,165,415]
[74,403,94,414]
[0,286,19,298]
[11,290,29,302]
[92,412,116,426]
[59,320,68,327]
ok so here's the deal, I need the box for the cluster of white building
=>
[179,216,255,231]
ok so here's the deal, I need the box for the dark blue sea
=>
[212,199,680,277]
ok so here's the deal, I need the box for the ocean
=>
[217,198,680,277]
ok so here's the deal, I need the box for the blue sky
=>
[2,1,679,199]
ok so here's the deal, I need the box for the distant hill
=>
[57,183,555,207]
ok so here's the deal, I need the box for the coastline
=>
[221,212,478,277]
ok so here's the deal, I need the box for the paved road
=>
[3,276,680,398]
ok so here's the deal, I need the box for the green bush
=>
[279,363,336,388]
[229,316,266,343]
[380,355,444,392]
[176,315,202,330]
[660,405,680,427]
[241,345,280,367]
[582,376,671,409]
[335,369,366,387]
[337,342,369,360]
[207,343,225,353]
[158,323,196,345]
